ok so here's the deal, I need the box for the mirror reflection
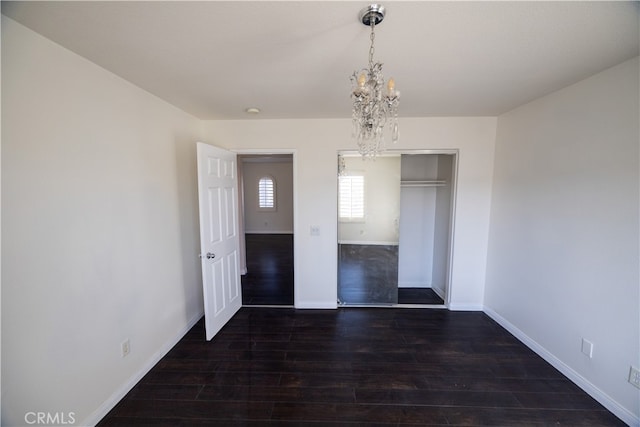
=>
[337,152,456,306]
[338,154,401,304]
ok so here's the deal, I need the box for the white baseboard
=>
[448,303,483,311]
[295,301,338,309]
[82,310,204,426]
[484,306,638,427]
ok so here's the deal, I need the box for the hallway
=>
[241,234,294,306]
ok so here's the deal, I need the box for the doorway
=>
[337,150,457,307]
[238,154,294,306]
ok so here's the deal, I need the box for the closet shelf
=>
[400,180,446,187]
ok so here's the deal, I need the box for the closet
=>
[337,151,456,306]
[398,153,454,303]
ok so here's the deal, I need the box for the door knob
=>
[206,252,216,259]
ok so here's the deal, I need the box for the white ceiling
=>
[3,1,638,120]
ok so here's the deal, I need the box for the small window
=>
[339,174,364,221]
[258,176,276,211]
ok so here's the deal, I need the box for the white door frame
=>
[337,148,459,308]
[234,148,298,307]
[390,148,458,308]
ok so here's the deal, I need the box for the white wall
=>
[204,117,496,309]
[2,17,204,426]
[241,159,293,233]
[484,57,640,425]
[398,186,436,287]
[338,155,401,244]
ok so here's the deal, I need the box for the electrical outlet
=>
[121,339,131,358]
[629,366,640,389]
[310,226,320,236]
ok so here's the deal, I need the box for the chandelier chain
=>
[369,21,376,67]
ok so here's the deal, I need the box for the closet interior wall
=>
[398,154,454,301]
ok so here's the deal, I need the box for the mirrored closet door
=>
[337,151,456,306]
[338,153,401,305]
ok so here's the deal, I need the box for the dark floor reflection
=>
[338,244,398,305]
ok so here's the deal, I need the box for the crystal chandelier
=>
[351,4,399,159]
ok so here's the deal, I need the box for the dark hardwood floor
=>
[242,233,294,305]
[398,288,444,305]
[98,308,623,426]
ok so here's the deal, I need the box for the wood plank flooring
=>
[98,308,623,426]
[242,234,294,305]
[398,288,444,305]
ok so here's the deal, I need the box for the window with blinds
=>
[339,174,365,220]
[258,176,276,210]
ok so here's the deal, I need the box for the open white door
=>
[196,142,242,340]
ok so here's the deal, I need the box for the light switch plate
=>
[581,338,593,358]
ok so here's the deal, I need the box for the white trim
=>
[240,155,292,164]
[393,304,448,309]
[444,150,459,308]
[448,303,483,311]
[296,301,338,309]
[82,310,204,426]
[484,307,638,427]
[233,148,298,309]
[338,240,399,246]
[338,149,459,309]
[340,149,459,157]
[234,148,296,156]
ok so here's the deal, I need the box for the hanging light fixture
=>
[351,4,399,159]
